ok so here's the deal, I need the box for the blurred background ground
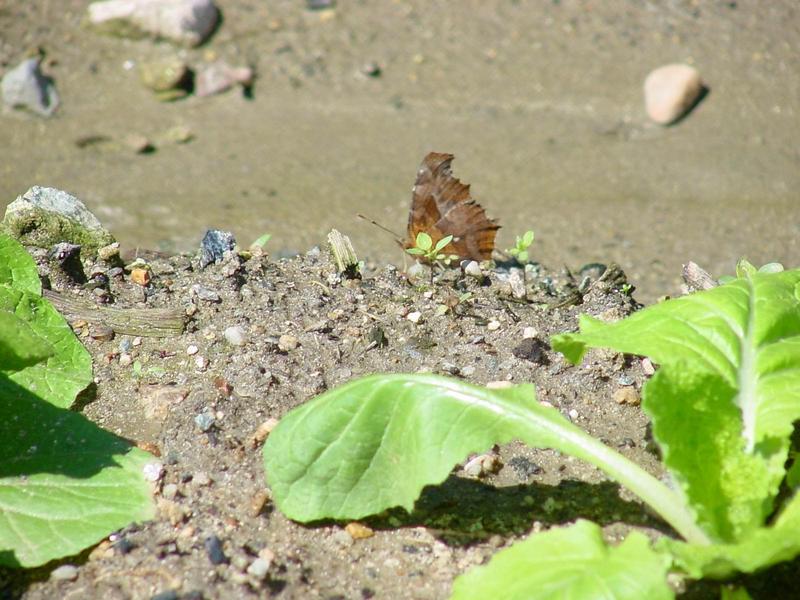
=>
[1,0,798,302]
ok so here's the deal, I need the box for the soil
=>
[1,1,799,598]
[1,0,799,304]
[0,244,794,599]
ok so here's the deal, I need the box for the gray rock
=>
[88,0,219,47]
[246,557,270,579]
[1,58,59,117]
[199,229,235,268]
[3,186,114,253]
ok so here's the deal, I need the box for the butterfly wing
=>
[406,152,499,261]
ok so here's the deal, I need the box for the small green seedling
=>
[406,232,457,264]
[506,230,535,264]
[251,232,272,249]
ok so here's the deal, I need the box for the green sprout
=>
[406,232,457,265]
[506,230,535,264]
[251,233,272,249]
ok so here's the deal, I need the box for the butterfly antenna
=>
[357,213,402,241]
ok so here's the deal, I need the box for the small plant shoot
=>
[406,232,458,265]
[264,261,800,599]
[506,230,535,264]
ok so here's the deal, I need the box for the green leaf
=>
[405,247,425,256]
[433,235,454,253]
[551,269,800,540]
[450,520,673,600]
[0,378,156,567]
[251,233,272,248]
[0,234,41,296]
[660,490,800,580]
[263,374,708,543]
[643,362,773,541]
[522,230,535,247]
[721,586,754,600]
[0,288,92,408]
[0,311,54,372]
[415,232,433,251]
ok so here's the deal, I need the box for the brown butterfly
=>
[404,152,500,262]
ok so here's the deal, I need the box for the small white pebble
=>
[522,327,538,339]
[247,557,270,579]
[278,334,299,352]
[142,461,164,482]
[51,565,78,581]
[119,352,132,366]
[224,325,247,346]
[407,311,423,324]
[568,408,579,420]
[487,320,501,331]
[194,355,208,371]
[186,344,199,355]
[132,336,142,347]
[423,291,434,299]
[193,471,212,486]
[464,261,483,279]
[642,357,656,376]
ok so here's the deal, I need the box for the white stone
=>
[487,320,501,331]
[644,64,704,125]
[522,327,538,339]
[88,0,219,47]
[5,186,104,231]
[407,311,422,324]
[224,325,247,346]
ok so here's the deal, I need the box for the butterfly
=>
[404,152,499,262]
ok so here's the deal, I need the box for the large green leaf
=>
[450,520,673,600]
[263,374,708,544]
[551,269,800,540]
[643,363,775,542]
[0,233,41,295]
[660,491,800,580]
[0,287,91,408]
[0,378,156,567]
[0,311,53,372]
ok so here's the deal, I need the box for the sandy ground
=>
[1,0,799,304]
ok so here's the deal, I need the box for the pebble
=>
[644,64,704,125]
[250,418,279,447]
[508,268,526,299]
[463,260,483,280]
[204,535,227,565]
[440,362,460,375]
[142,461,164,482]
[461,365,476,377]
[98,242,121,263]
[522,327,538,339]
[249,490,270,516]
[119,352,132,366]
[618,375,635,386]
[512,338,548,364]
[406,311,422,324]
[89,325,115,342]
[190,284,221,303]
[138,58,191,101]
[193,471,212,486]
[487,320,501,331]
[568,408,579,420]
[345,522,374,540]
[224,325,247,346]
[88,0,219,47]
[162,483,179,500]
[195,61,254,97]
[130,267,151,286]
[278,334,299,352]
[3,186,114,251]
[194,411,215,432]
[186,344,199,355]
[199,229,236,268]
[247,557,270,579]
[51,564,78,581]
[139,384,189,421]
[614,387,641,406]
[1,57,59,117]
[642,358,656,376]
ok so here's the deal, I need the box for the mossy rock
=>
[2,186,115,255]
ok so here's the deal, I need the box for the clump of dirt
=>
[4,238,699,599]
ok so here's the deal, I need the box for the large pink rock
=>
[644,64,704,125]
[88,0,219,47]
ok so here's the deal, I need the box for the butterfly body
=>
[405,152,499,262]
